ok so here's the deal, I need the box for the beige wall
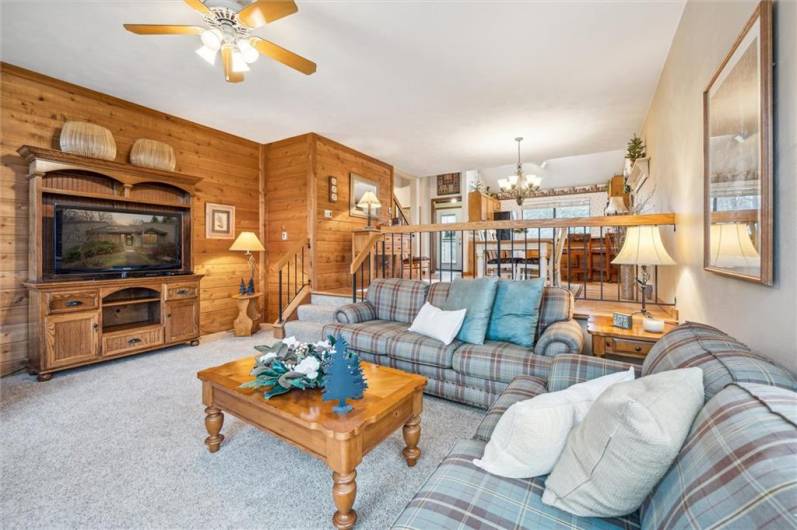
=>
[642,0,796,372]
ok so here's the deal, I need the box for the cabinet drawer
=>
[604,337,653,357]
[46,290,99,314]
[103,326,163,357]
[165,284,198,300]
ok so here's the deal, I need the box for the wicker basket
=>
[130,139,177,171]
[58,121,117,161]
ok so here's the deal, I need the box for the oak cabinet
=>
[44,311,100,369]
[165,299,199,343]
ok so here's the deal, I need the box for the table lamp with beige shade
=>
[357,191,381,230]
[612,225,676,332]
[229,231,265,294]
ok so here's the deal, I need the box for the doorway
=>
[431,197,463,276]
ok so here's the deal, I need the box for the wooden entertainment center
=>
[20,146,205,381]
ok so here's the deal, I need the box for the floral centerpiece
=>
[240,336,334,399]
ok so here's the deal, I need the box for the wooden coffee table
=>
[197,358,427,529]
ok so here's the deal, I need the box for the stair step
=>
[283,321,326,343]
[310,293,352,307]
[297,304,337,324]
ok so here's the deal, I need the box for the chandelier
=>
[498,137,542,205]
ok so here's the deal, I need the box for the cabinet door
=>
[165,299,199,343]
[44,311,100,369]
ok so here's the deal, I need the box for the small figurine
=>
[239,279,247,295]
[247,277,255,295]
[323,336,367,415]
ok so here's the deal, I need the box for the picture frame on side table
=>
[703,0,772,285]
[205,203,235,239]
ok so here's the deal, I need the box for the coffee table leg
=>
[204,406,225,453]
[332,470,357,529]
[402,414,421,466]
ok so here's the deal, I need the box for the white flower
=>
[314,340,332,351]
[283,336,300,348]
[294,356,320,377]
[258,352,277,363]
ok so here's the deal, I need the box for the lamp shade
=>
[612,226,675,266]
[356,191,381,208]
[605,196,629,215]
[709,223,759,268]
[229,231,265,252]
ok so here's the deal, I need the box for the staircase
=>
[282,292,349,343]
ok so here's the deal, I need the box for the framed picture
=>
[349,173,379,218]
[436,173,461,196]
[703,0,772,285]
[205,203,235,239]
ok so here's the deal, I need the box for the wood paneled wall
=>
[0,64,263,376]
[262,133,393,320]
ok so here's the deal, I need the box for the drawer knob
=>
[65,300,83,307]
[128,337,142,345]
[635,346,642,352]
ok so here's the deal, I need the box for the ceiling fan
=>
[124,0,316,83]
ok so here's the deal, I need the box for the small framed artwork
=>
[612,312,633,329]
[328,176,338,203]
[436,173,461,196]
[349,173,379,218]
[205,203,235,239]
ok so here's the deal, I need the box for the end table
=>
[587,315,677,361]
[232,292,262,337]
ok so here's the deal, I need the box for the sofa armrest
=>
[534,319,584,356]
[473,375,548,442]
[335,301,377,324]
[547,354,640,392]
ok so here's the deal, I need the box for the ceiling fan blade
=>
[250,37,316,75]
[238,1,298,28]
[124,24,204,35]
[184,0,211,16]
[221,46,245,83]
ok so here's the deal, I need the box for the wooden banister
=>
[350,232,382,274]
[271,238,310,271]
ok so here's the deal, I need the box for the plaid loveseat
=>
[322,279,584,408]
[392,322,797,530]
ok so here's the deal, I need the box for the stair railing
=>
[392,194,411,226]
[273,238,311,324]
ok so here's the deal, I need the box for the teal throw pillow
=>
[443,278,499,344]
[486,278,545,348]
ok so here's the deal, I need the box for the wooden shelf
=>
[41,187,189,209]
[103,321,161,335]
[102,297,161,308]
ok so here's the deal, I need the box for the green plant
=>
[625,134,646,162]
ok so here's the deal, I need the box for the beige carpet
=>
[0,331,484,530]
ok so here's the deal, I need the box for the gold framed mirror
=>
[703,0,773,285]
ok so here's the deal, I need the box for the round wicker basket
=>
[59,121,117,161]
[130,138,177,171]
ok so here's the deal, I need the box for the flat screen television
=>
[54,205,183,276]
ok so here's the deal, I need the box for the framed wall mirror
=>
[703,0,772,285]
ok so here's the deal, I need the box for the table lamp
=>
[357,191,381,229]
[612,225,675,330]
[229,231,265,295]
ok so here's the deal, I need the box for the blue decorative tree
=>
[323,336,367,415]
[247,277,255,295]
[239,279,247,295]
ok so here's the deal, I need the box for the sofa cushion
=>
[443,277,499,344]
[474,375,548,442]
[486,278,545,348]
[426,282,451,307]
[453,341,552,382]
[642,383,797,530]
[334,301,377,324]
[538,286,574,331]
[322,320,407,356]
[366,279,429,324]
[391,438,641,530]
[548,355,641,392]
[642,322,796,399]
[386,329,463,368]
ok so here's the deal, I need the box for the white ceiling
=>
[0,0,684,177]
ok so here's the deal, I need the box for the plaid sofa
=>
[322,278,584,408]
[392,322,797,529]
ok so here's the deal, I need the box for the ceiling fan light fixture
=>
[238,39,259,64]
[200,28,223,51]
[231,50,250,72]
[195,45,217,65]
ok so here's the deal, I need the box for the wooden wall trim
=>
[307,134,318,290]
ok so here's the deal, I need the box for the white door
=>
[435,210,463,273]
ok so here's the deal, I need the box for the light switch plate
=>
[281,231,288,241]
[324,209,333,219]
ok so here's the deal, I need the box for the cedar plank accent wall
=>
[262,133,393,321]
[0,64,263,376]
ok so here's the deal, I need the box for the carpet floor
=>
[0,331,485,530]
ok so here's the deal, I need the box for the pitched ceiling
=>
[0,0,684,176]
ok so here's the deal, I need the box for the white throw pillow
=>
[407,302,467,345]
[542,367,704,517]
[472,367,635,478]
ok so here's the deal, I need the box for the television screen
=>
[54,205,182,274]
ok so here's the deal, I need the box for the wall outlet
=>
[324,209,333,219]
[281,231,288,241]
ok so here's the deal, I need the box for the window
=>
[522,201,591,238]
